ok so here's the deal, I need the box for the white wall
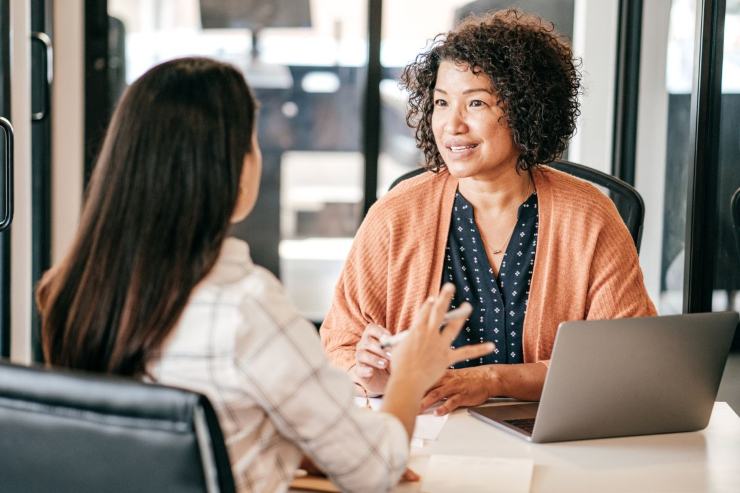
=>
[10,0,32,363]
[51,0,84,265]
[635,0,671,305]
[569,0,619,173]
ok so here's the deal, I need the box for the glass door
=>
[709,0,739,347]
[101,0,370,322]
[635,0,738,335]
[634,0,698,314]
[30,0,53,361]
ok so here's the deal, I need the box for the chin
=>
[444,160,479,179]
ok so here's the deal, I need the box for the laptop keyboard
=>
[504,418,536,435]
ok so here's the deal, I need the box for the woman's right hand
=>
[351,324,392,396]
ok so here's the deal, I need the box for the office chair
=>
[0,361,235,493]
[388,159,645,252]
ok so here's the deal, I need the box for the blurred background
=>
[1,0,739,362]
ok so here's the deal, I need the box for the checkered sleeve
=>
[233,267,409,493]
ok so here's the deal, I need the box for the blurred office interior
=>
[1,0,739,402]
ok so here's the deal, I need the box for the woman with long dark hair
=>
[37,57,492,492]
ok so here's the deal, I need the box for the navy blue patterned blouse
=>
[442,190,538,368]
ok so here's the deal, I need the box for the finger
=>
[352,363,374,380]
[400,468,420,482]
[448,342,494,367]
[440,302,472,344]
[364,341,392,360]
[411,296,434,331]
[362,324,390,342]
[356,350,390,370]
[419,386,443,411]
[424,379,445,394]
[427,283,456,331]
[434,395,462,416]
[420,385,449,412]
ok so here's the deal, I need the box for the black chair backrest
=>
[388,159,645,252]
[0,361,235,493]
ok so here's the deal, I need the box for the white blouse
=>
[148,238,408,492]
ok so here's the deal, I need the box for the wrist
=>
[485,364,506,397]
[389,358,425,391]
[385,371,426,403]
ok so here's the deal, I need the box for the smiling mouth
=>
[448,144,478,153]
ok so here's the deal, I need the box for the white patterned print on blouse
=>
[442,190,538,368]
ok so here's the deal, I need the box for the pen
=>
[379,304,472,349]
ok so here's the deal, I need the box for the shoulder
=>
[536,165,622,226]
[196,248,304,332]
[233,265,302,329]
[210,262,327,363]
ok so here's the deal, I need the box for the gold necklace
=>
[490,179,533,255]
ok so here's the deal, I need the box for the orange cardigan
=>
[320,166,656,371]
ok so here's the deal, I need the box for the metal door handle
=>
[31,32,52,122]
[0,117,13,232]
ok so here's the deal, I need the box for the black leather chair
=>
[388,159,645,252]
[0,361,235,493]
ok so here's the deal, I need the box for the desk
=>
[394,402,740,493]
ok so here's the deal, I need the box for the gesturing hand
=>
[379,284,495,447]
[389,284,495,394]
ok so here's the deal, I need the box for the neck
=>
[457,165,532,213]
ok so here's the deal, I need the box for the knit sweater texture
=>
[320,166,657,371]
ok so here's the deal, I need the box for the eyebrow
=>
[434,88,493,95]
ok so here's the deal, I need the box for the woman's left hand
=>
[420,367,497,415]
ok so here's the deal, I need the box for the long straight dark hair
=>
[37,57,257,376]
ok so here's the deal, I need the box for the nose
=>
[443,107,468,134]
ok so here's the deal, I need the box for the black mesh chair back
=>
[0,361,235,493]
[388,159,645,252]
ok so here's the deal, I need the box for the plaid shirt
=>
[148,238,408,492]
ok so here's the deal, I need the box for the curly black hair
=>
[400,9,581,172]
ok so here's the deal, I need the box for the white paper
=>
[420,455,533,493]
[353,397,449,442]
[410,437,425,449]
[413,412,448,441]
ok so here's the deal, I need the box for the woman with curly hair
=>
[321,9,656,415]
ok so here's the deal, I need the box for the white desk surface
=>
[395,401,740,493]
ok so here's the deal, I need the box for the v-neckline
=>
[454,190,537,281]
[430,167,553,363]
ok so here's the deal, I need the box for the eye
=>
[434,98,448,107]
[469,99,486,108]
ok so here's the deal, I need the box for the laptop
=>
[468,312,738,443]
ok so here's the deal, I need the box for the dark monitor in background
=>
[454,0,574,42]
[200,0,312,31]
[199,0,312,87]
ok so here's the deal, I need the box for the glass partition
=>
[108,0,368,321]
[712,3,740,313]
[651,0,697,314]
